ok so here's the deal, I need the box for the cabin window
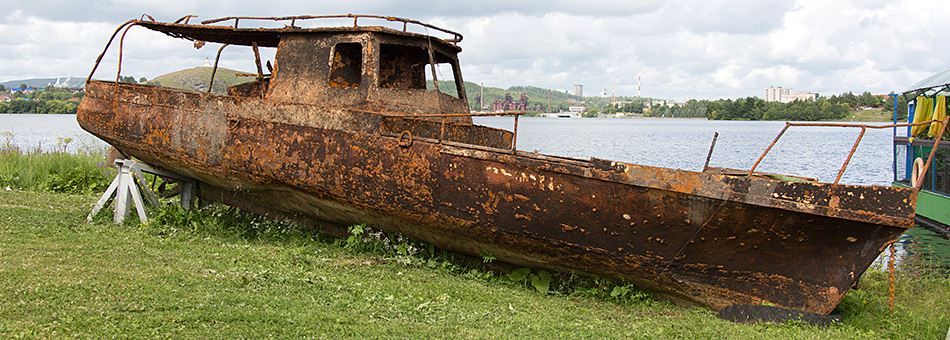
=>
[329,43,362,88]
[425,54,461,99]
[378,44,427,90]
[378,43,463,99]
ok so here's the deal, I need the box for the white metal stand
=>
[88,159,196,224]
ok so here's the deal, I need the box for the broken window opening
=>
[329,43,362,88]
[207,44,275,96]
[425,59,461,99]
[378,43,463,99]
[378,44,427,90]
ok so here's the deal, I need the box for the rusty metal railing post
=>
[208,44,229,93]
[251,41,265,98]
[748,122,791,176]
[834,126,866,184]
[915,116,950,189]
[87,20,136,88]
[703,132,718,172]
[439,116,446,144]
[747,119,944,183]
[511,113,520,154]
[115,24,137,85]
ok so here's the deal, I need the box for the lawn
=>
[1,188,948,339]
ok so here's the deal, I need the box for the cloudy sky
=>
[2,0,948,101]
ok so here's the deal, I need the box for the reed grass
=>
[0,134,112,194]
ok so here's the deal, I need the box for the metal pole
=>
[891,94,898,183]
[834,127,866,184]
[748,122,791,176]
[208,44,229,93]
[916,116,950,189]
[703,132,718,172]
[252,41,264,98]
[512,114,519,153]
[440,116,445,144]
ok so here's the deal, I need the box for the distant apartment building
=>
[573,84,583,97]
[765,86,816,103]
[765,86,792,103]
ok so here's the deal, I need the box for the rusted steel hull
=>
[78,80,916,315]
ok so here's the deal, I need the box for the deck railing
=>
[750,118,949,187]
[200,14,463,44]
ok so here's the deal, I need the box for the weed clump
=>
[0,131,112,194]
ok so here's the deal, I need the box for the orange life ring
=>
[911,157,925,187]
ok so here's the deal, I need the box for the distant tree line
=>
[588,101,647,117]
[704,97,851,121]
[0,99,80,114]
[647,100,707,118]
[636,91,902,121]
[603,102,646,115]
[827,91,886,108]
[0,85,85,114]
[0,75,148,115]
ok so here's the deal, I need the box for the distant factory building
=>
[492,92,530,112]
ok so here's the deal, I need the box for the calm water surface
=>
[1,114,946,268]
[0,114,107,153]
[475,117,893,186]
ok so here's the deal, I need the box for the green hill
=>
[444,81,655,113]
[148,67,256,95]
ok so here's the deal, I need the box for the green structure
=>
[893,68,950,229]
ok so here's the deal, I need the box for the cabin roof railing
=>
[198,14,463,45]
[87,14,464,83]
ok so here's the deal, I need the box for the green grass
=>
[1,188,949,339]
[0,145,947,338]
[843,109,893,122]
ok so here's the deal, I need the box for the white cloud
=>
[3,0,950,100]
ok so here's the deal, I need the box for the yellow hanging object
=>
[929,96,946,138]
[912,96,933,137]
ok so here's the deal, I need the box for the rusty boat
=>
[77,15,922,315]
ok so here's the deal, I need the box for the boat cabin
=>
[139,16,472,122]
